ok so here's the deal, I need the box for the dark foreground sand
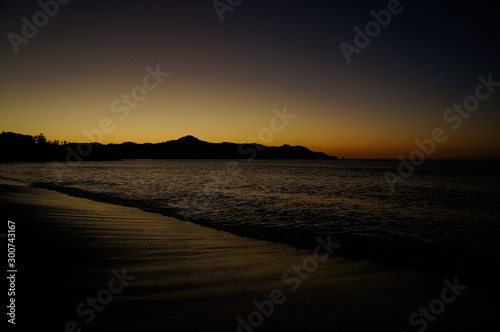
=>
[1,179,497,331]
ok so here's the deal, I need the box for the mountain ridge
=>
[0,131,338,161]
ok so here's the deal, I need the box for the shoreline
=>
[1,179,497,331]
[26,179,499,282]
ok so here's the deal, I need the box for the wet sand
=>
[1,179,496,331]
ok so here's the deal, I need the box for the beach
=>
[1,178,497,331]
[2,0,499,329]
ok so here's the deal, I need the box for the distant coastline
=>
[0,132,338,161]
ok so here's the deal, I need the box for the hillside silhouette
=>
[0,132,338,161]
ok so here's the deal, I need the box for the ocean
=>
[1,159,499,278]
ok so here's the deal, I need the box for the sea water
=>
[1,159,499,276]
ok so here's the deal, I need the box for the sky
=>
[1,0,499,159]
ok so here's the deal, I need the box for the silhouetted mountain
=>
[0,132,338,161]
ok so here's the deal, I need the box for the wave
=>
[31,181,500,284]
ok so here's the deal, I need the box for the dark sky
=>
[1,0,499,158]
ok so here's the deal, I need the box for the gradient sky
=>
[1,0,499,159]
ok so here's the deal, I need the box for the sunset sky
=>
[1,0,499,159]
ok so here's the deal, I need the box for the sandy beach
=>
[1,179,496,332]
